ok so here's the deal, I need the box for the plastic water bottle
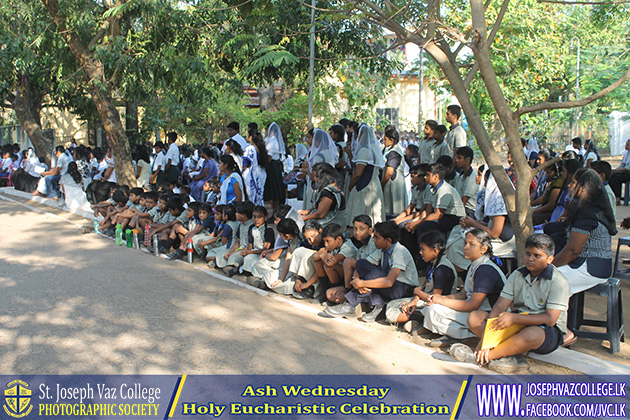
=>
[115,224,123,245]
[187,239,194,263]
[93,218,100,234]
[126,229,133,247]
[132,230,140,249]
[153,234,159,256]
[144,224,151,248]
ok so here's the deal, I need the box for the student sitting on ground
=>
[252,218,301,293]
[423,228,505,348]
[205,204,240,267]
[294,223,357,300]
[107,187,145,233]
[99,189,129,235]
[327,215,377,304]
[393,164,429,226]
[451,233,569,373]
[325,221,418,323]
[166,202,214,260]
[239,205,275,275]
[385,230,457,330]
[128,191,158,234]
[196,204,230,256]
[215,201,255,276]
[278,221,323,296]
[163,201,201,252]
[245,207,298,288]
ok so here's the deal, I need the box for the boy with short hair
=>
[453,146,478,218]
[406,163,465,237]
[431,125,451,161]
[325,221,418,323]
[295,223,357,300]
[129,191,158,232]
[436,155,456,185]
[451,233,570,373]
[393,164,429,226]
[166,202,215,260]
[107,187,145,232]
[327,215,377,303]
[99,190,129,235]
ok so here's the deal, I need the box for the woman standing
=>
[218,155,245,204]
[190,147,219,201]
[302,128,338,210]
[264,122,287,208]
[346,124,385,225]
[381,127,408,217]
[243,127,269,206]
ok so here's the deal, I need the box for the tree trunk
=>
[257,82,292,112]
[10,73,52,165]
[41,0,136,187]
[125,101,139,142]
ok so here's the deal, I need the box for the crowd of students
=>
[1,107,623,373]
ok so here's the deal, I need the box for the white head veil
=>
[307,128,338,169]
[353,124,385,168]
[295,143,308,162]
[265,122,286,157]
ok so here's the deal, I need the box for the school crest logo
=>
[4,380,33,418]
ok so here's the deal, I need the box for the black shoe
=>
[223,266,239,277]
[359,304,384,323]
[292,286,314,300]
[324,302,356,318]
[166,249,186,260]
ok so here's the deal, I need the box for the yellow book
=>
[481,314,528,350]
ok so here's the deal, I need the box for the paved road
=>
[0,194,491,376]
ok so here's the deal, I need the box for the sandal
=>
[561,334,578,348]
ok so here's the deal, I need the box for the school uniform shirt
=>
[428,256,457,295]
[350,236,378,260]
[190,215,215,236]
[152,151,166,172]
[501,265,570,333]
[331,239,358,260]
[248,224,275,250]
[453,167,479,213]
[152,209,176,225]
[604,183,616,220]
[414,184,431,209]
[166,143,180,166]
[464,255,505,307]
[176,213,191,229]
[236,219,255,248]
[431,141,452,161]
[428,180,466,217]
[446,123,467,151]
[221,220,240,249]
[418,138,435,164]
[366,242,419,287]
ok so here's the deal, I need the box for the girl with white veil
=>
[13,148,42,193]
[346,124,385,225]
[302,128,339,210]
[263,122,287,208]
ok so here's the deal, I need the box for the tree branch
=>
[532,156,562,177]
[514,66,630,118]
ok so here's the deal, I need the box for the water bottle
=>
[144,224,151,248]
[132,229,140,249]
[187,238,194,263]
[93,218,100,234]
[126,229,133,247]
[153,234,159,256]
[115,224,123,246]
